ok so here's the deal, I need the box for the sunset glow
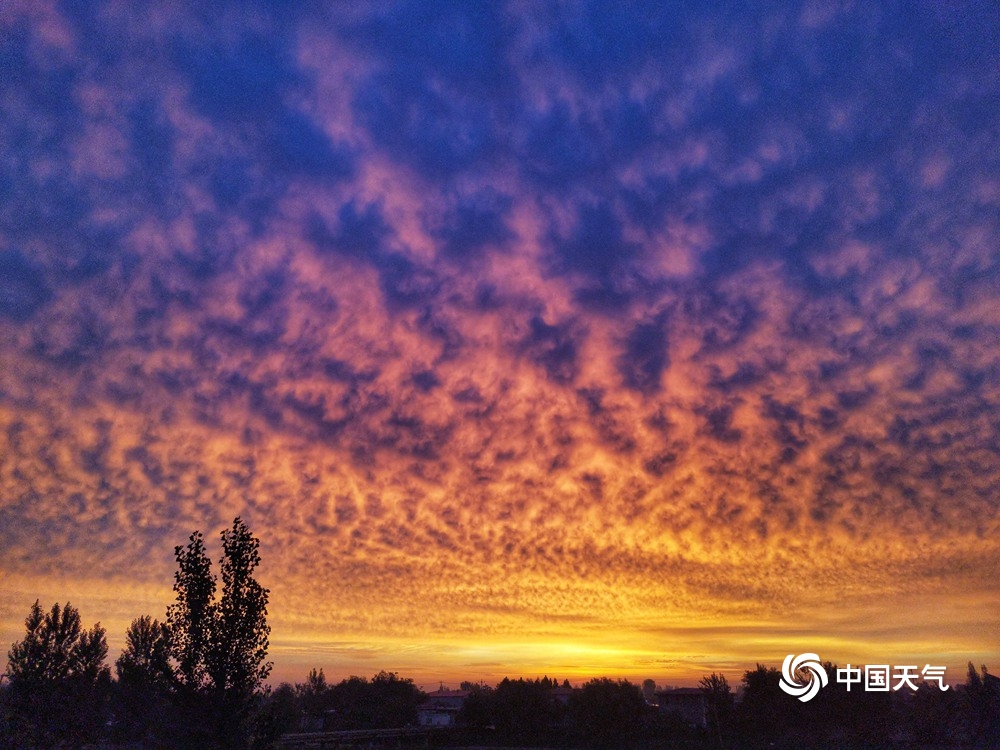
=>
[2,2,998,688]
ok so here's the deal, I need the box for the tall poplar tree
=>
[166,517,271,748]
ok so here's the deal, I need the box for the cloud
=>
[347,2,516,178]
[181,34,299,123]
[0,250,52,322]
[426,188,515,259]
[309,199,392,260]
[618,311,671,394]
[518,315,581,385]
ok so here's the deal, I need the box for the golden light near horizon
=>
[2,1,999,691]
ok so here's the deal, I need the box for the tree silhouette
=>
[965,662,1000,747]
[166,516,272,749]
[569,677,646,748]
[457,680,495,730]
[209,517,272,698]
[251,682,299,750]
[325,671,424,730]
[3,600,110,747]
[699,672,733,748]
[113,615,174,745]
[167,529,216,690]
[735,663,787,748]
[296,666,331,725]
[492,677,561,742]
[117,614,172,686]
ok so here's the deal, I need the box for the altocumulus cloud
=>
[1,1,999,682]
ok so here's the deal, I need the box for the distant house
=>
[655,688,707,727]
[417,688,470,727]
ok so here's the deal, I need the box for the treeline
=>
[202,665,1000,749]
[2,518,998,749]
[717,663,1000,750]
[5,651,998,750]
[1,518,271,749]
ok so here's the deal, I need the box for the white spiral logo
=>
[779,653,828,702]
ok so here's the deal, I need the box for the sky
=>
[1,1,999,689]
